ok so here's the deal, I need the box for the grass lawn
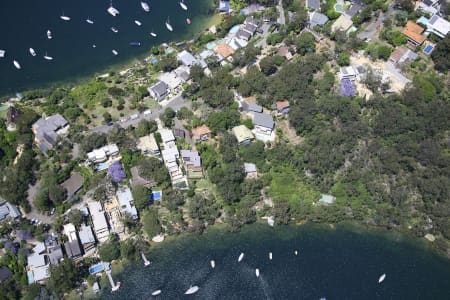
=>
[269,170,320,205]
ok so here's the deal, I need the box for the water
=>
[0,0,215,96]
[98,223,450,299]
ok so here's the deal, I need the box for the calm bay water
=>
[0,0,215,96]
[98,223,450,299]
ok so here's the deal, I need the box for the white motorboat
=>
[294,250,298,256]
[60,14,70,21]
[184,286,199,295]
[111,27,119,33]
[134,20,142,26]
[86,18,94,24]
[0,50,5,58]
[47,30,52,39]
[107,1,120,16]
[179,0,188,10]
[29,48,36,56]
[13,60,21,69]
[269,252,272,260]
[238,252,244,262]
[378,273,386,283]
[151,290,161,296]
[112,50,118,55]
[186,18,191,25]
[150,31,157,37]
[92,44,97,48]
[210,260,215,269]
[142,252,151,266]
[141,1,150,12]
[255,268,260,277]
[44,53,53,60]
[165,17,173,32]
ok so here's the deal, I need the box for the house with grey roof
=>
[244,163,258,179]
[116,187,138,220]
[64,240,82,259]
[237,30,252,41]
[247,102,263,113]
[79,224,96,252]
[32,114,69,152]
[306,0,320,10]
[47,245,63,265]
[253,113,275,139]
[344,2,366,17]
[0,202,21,220]
[0,266,12,283]
[61,172,84,201]
[177,50,198,67]
[309,11,329,28]
[148,81,169,101]
[180,150,204,179]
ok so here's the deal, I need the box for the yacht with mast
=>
[184,286,199,295]
[47,30,52,39]
[13,60,21,69]
[43,52,53,60]
[179,0,188,10]
[86,17,94,24]
[29,48,36,56]
[134,20,142,26]
[111,27,119,33]
[107,1,120,16]
[141,1,150,12]
[165,17,173,32]
[60,12,71,21]
[150,30,157,37]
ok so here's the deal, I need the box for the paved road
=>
[277,0,285,25]
[256,23,272,48]
[357,5,395,41]
[25,181,53,225]
[91,94,190,134]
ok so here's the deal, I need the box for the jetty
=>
[106,269,120,292]
[141,252,151,266]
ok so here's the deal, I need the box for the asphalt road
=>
[91,94,190,134]
[357,5,395,41]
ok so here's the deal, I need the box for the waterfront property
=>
[116,187,138,220]
[87,201,110,243]
[79,224,96,252]
[32,114,69,152]
[177,50,198,67]
[148,81,169,101]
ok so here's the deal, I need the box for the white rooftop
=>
[159,129,175,144]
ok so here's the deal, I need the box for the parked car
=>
[143,109,152,115]
[120,117,129,123]
[130,114,139,120]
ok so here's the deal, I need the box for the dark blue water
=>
[97,223,450,299]
[0,0,215,96]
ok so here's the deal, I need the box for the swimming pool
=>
[96,162,109,171]
[152,191,162,201]
[89,263,105,274]
[229,25,240,34]
[206,42,217,50]
[334,4,343,13]
[423,44,434,54]
[27,271,34,284]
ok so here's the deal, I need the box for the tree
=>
[160,107,176,128]
[81,133,107,152]
[266,32,284,45]
[132,185,150,211]
[135,119,157,137]
[189,64,204,82]
[259,56,278,75]
[158,56,178,72]
[138,157,170,186]
[431,34,450,72]
[176,107,193,120]
[206,107,240,133]
[46,259,82,297]
[103,112,112,123]
[98,237,120,262]
[120,239,138,261]
[337,52,350,66]
[142,208,162,237]
[295,32,316,55]
[68,209,84,228]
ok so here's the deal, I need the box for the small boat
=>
[179,0,188,10]
[44,53,53,60]
[165,17,173,32]
[238,252,244,262]
[378,273,386,283]
[210,260,215,269]
[269,252,272,260]
[47,30,52,39]
[255,268,260,277]
[60,14,70,21]
[107,1,120,16]
[141,1,150,12]
[142,252,151,266]
[134,20,142,26]
[111,281,121,292]
[92,44,97,48]
[86,18,94,24]
[13,60,21,69]
[29,48,36,56]
[294,250,298,256]
[111,27,119,33]
[150,31,157,37]
[184,286,199,295]
[151,290,161,296]
[0,49,5,58]
[112,50,118,55]
[129,42,141,46]
[186,18,191,25]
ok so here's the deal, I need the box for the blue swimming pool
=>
[27,271,34,284]
[89,263,105,274]
[96,162,109,171]
[424,44,434,54]
[152,191,162,201]
[229,25,240,34]
[206,42,217,50]
[334,4,343,13]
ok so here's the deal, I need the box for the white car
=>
[143,109,152,115]
[120,117,129,123]
[130,114,139,120]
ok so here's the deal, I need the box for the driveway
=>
[277,0,285,25]
[357,5,395,41]
[25,181,53,224]
[90,94,191,134]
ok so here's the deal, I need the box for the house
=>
[253,113,275,138]
[174,66,190,81]
[276,100,290,115]
[159,72,183,89]
[87,201,109,243]
[177,50,198,67]
[0,266,12,283]
[87,144,119,164]
[389,46,419,64]
[137,134,160,155]
[243,23,258,35]
[306,0,320,10]
[191,125,212,143]
[64,240,82,259]
[32,114,69,152]
[244,16,259,28]
[180,150,204,179]
[15,229,32,242]
[173,128,186,139]
[219,0,230,13]
[27,252,49,284]
[79,224,96,252]
[237,30,252,41]
[198,49,224,63]
[277,46,293,60]
[244,163,258,179]
[417,0,441,15]
[309,11,329,28]
[344,2,365,17]
[63,223,78,243]
[116,187,138,220]
[0,202,21,220]
[331,15,354,33]
[401,21,426,46]
[425,15,450,38]
[159,128,176,145]
[61,172,84,200]
[213,44,235,58]
[47,245,63,265]
[338,66,359,81]
[247,102,263,113]
[318,194,336,205]
[232,125,255,145]
[228,37,248,50]
[148,81,169,101]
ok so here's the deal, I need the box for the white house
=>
[425,15,450,38]
[116,187,138,220]
[87,144,119,164]
[87,201,109,243]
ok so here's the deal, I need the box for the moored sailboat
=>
[165,17,173,32]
